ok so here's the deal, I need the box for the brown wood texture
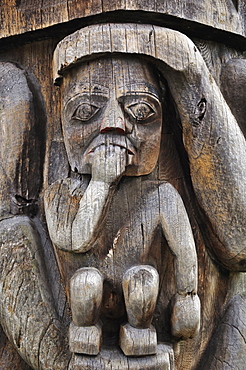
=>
[0,0,245,41]
[0,5,245,370]
[69,344,174,369]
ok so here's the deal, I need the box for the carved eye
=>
[126,101,155,122]
[72,103,99,122]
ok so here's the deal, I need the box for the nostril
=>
[116,128,125,134]
[100,127,113,133]
[100,127,125,134]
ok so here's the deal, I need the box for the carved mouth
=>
[85,134,136,156]
[88,143,135,155]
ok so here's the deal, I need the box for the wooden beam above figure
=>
[0,0,246,50]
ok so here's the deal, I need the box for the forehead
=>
[62,55,161,102]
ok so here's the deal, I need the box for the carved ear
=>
[0,62,45,218]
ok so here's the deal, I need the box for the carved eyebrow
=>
[118,83,161,101]
[64,91,109,108]
[89,84,110,95]
[64,84,110,105]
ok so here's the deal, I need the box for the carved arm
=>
[155,28,246,270]
[136,182,200,339]
[45,145,127,252]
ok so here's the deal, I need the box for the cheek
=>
[138,137,161,166]
[127,120,162,176]
[133,120,162,148]
[63,121,100,149]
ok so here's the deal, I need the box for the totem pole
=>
[0,2,245,370]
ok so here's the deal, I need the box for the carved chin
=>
[124,151,160,177]
[124,157,158,177]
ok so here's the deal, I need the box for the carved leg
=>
[69,267,103,355]
[120,265,159,356]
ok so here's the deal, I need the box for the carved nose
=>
[100,101,126,134]
[100,117,126,134]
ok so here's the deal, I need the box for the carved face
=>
[61,56,162,176]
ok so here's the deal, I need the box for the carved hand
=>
[45,145,127,253]
[88,144,127,185]
[171,293,200,339]
[71,144,127,253]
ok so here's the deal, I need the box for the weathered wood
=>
[0,62,43,219]
[0,216,70,369]
[199,292,246,369]
[119,266,158,356]
[53,23,246,271]
[0,60,70,369]
[69,322,102,355]
[49,24,245,369]
[69,344,174,369]
[0,0,245,40]
[120,323,157,356]
[70,267,103,326]
[122,265,159,329]
[220,58,246,138]
[171,293,200,339]
[0,326,32,370]
[0,5,245,370]
[69,267,103,355]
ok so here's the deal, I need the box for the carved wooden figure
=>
[0,18,245,370]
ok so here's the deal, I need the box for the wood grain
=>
[0,0,244,40]
[69,343,174,369]
[0,11,245,370]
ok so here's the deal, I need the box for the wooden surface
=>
[0,0,246,43]
[0,4,245,370]
[69,344,174,369]
[53,23,246,273]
